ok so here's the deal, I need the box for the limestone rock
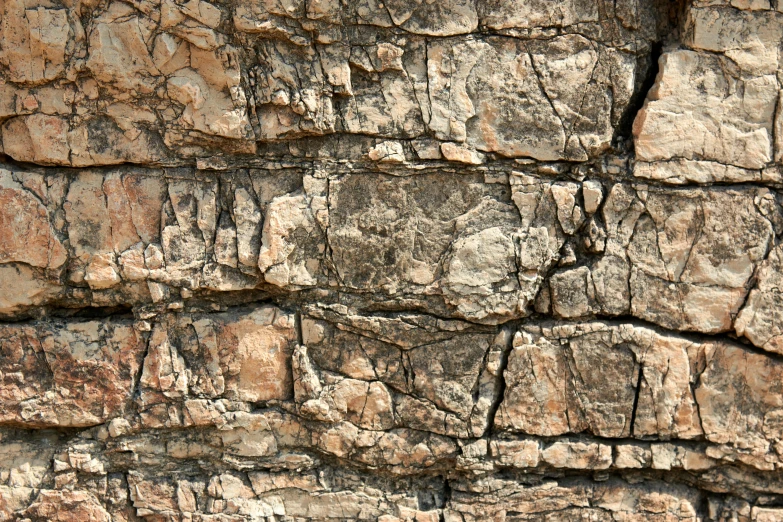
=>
[0,0,781,518]
[139,306,297,408]
[736,245,783,354]
[634,49,778,170]
[0,320,146,427]
[300,306,507,438]
[496,324,702,440]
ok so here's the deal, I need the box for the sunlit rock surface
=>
[1,0,783,520]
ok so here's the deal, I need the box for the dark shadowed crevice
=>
[49,305,135,320]
[484,327,515,438]
[615,41,663,142]
[628,363,644,437]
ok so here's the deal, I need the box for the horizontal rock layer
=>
[2,0,783,520]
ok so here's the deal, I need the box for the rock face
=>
[0,0,782,520]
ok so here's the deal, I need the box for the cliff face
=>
[1,0,783,520]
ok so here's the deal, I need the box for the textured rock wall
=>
[1,0,783,520]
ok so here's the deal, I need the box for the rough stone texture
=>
[1,0,783,520]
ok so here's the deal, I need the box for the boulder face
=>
[1,1,783,520]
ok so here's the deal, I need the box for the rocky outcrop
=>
[1,0,783,520]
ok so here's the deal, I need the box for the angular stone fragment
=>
[0,1,71,84]
[696,342,783,469]
[490,440,541,468]
[542,441,612,469]
[736,245,783,354]
[2,114,70,165]
[0,320,146,427]
[21,490,111,522]
[0,168,65,269]
[615,444,653,469]
[627,188,773,333]
[0,265,59,316]
[139,307,297,407]
[328,172,527,322]
[685,6,783,75]
[634,49,778,169]
[496,323,702,439]
[427,35,627,161]
[258,191,324,287]
[300,306,507,438]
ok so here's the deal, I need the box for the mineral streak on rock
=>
[1,0,783,520]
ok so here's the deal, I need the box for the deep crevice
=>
[484,327,514,438]
[628,364,644,437]
[615,40,663,142]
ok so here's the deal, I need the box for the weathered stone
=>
[0,169,66,269]
[634,50,778,169]
[735,245,783,354]
[301,306,507,438]
[427,35,628,161]
[22,490,111,522]
[542,441,613,469]
[696,342,783,470]
[0,0,779,517]
[139,306,297,407]
[496,324,702,439]
[0,320,146,427]
[627,188,773,334]
[0,1,71,85]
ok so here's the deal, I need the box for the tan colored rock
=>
[696,342,783,469]
[753,507,783,522]
[479,0,598,30]
[383,0,477,36]
[369,141,406,162]
[550,266,594,318]
[496,324,702,439]
[302,306,507,438]
[0,168,66,269]
[139,307,297,406]
[258,192,322,287]
[329,172,526,322]
[442,227,519,320]
[736,245,783,354]
[542,441,612,469]
[427,36,621,161]
[440,143,485,165]
[2,114,70,165]
[84,253,121,290]
[22,490,110,522]
[490,440,541,468]
[0,264,59,316]
[634,159,779,184]
[615,444,653,469]
[86,2,160,94]
[0,1,778,517]
[634,50,778,169]
[0,320,146,427]
[167,47,251,140]
[0,1,71,84]
[234,187,262,268]
[627,188,773,333]
[686,6,783,75]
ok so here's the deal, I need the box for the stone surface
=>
[0,0,782,519]
[0,319,146,427]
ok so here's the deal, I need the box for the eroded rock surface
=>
[1,0,783,520]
